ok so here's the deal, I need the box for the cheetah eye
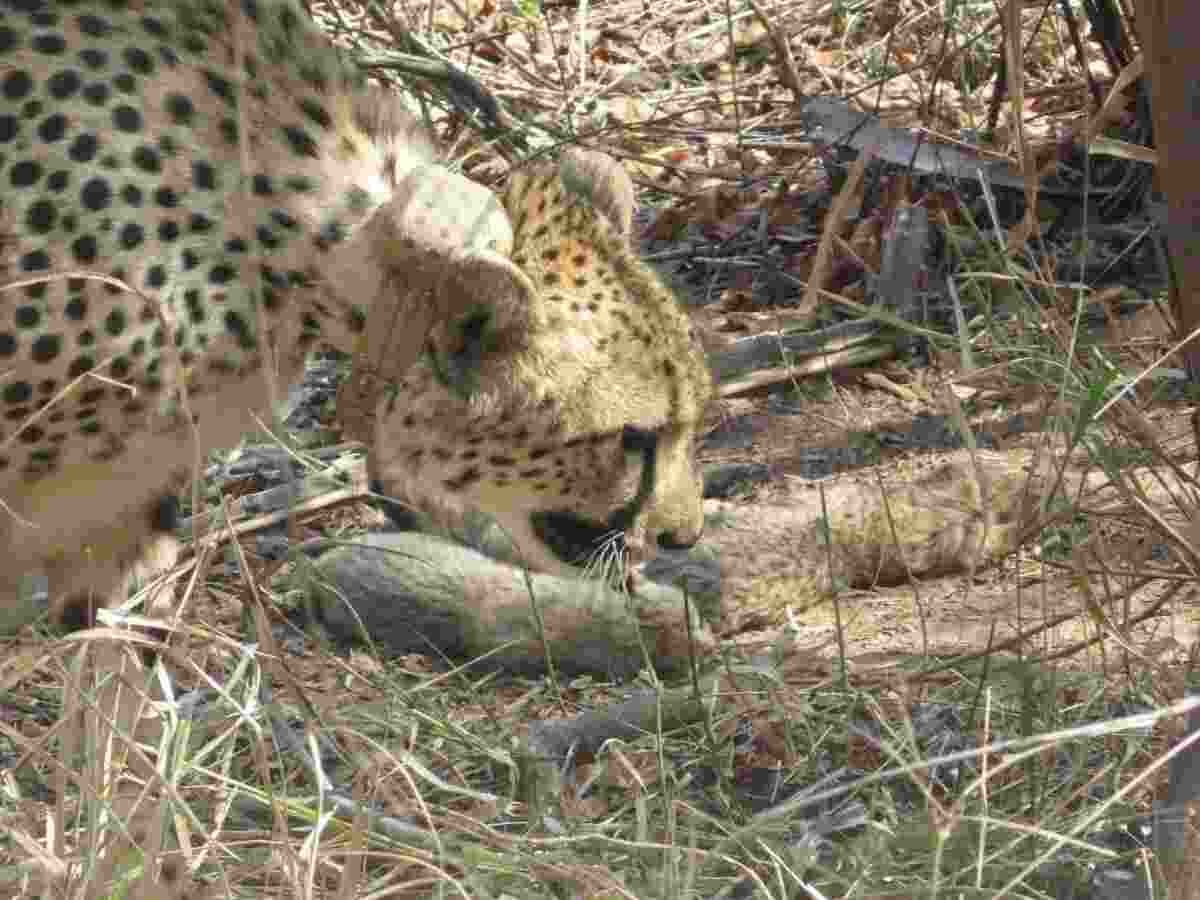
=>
[621,425,657,454]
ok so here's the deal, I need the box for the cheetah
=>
[363,149,713,575]
[0,0,712,629]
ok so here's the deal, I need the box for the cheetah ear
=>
[430,246,542,389]
[336,163,535,439]
[439,249,538,334]
[380,163,538,345]
[359,162,526,359]
[558,149,637,239]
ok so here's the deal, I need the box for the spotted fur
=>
[0,0,711,626]
[370,152,713,572]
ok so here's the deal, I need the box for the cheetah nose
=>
[656,527,703,551]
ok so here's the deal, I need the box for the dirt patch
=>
[697,359,1200,672]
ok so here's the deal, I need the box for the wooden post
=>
[1139,0,1200,380]
[1139,6,1200,895]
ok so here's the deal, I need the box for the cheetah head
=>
[366,151,713,575]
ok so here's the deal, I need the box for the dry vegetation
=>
[4,0,1200,897]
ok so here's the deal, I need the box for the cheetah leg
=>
[47,535,183,898]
